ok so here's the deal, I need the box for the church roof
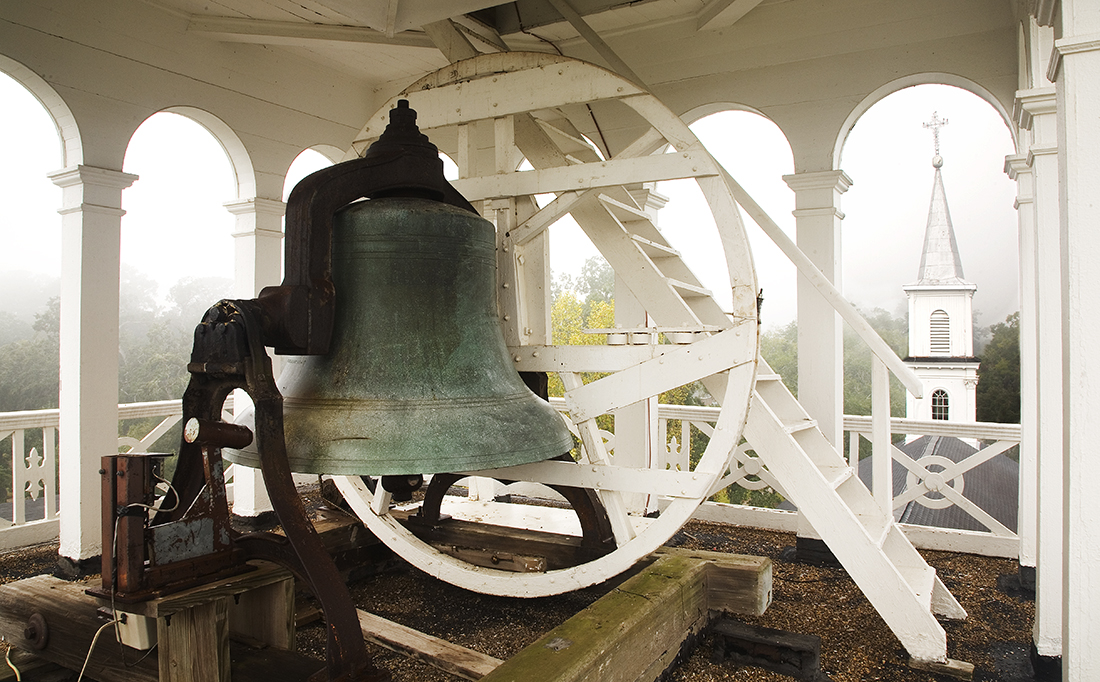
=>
[914,156,972,286]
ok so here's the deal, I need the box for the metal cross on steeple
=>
[923,111,949,155]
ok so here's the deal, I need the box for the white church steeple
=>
[903,112,979,424]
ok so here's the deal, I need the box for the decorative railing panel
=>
[0,397,234,550]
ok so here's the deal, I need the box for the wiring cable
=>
[76,619,119,682]
[3,637,20,680]
[109,467,180,664]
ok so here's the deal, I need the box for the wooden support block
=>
[481,554,711,682]
[357,609,503,681]
[229,573,295,651]
[159,597,230,682]
[656,547,773,616]
[909,657,975,680]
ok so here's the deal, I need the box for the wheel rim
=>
[335,52,759,597]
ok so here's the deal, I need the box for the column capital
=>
[1014,87,1058,129]
[1005,154,1032,179]
[47,165,138,191]
[224,197,287,217]
[782,169,853,195]
[1048,32,1100,82]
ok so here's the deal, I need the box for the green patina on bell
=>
[225,100,572,475]
[276,198,571,474]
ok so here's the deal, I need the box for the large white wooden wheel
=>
[332,53,759,597]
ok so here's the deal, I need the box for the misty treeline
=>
[0,268,231,413]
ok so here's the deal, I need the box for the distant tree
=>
[976,312,1020,424]
[167,276,233,327]
[843,308,908,418]
[576,257,614,312]
[759,321,797,394]
[0,311,33,347]
[0,297,60,412]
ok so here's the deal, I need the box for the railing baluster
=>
[871,356,892,516]
[43,427,57,518]
[11,430,25,526]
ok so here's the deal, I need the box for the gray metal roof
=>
[857,435,1018,533]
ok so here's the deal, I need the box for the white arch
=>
[161,105,258,200]
[834,73,1018,169]
[681,101,775,126]
[0,54,82,167]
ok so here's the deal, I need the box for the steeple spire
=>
[915,112,969,285]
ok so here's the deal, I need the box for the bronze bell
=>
[225,102,572,475]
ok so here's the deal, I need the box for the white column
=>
[1019,87,1064,662]
[1004,154,1037,573]
[782,170,852,448]
[224,197,285,517]
[48,165,137,567]
[1053,6,1100,678]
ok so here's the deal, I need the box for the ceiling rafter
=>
[696,0,765,30]
[186,15,435,48]
[545,0,645,88]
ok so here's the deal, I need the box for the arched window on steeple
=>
[930,310,950,355]
[931,389,949,420]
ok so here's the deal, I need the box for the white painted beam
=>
[422,19,479,61]
[696,0,765,31]
[451,150,716,201]
[564,328,751,422]
[545,0,645,87]
[187,16,435,48]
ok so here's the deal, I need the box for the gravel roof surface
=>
[0,519,1036,681]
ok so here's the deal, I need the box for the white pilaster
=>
[782,170,852,448]
[1004,154,1037,573]
[224,197,286,516]
[1052,8,1100,679]
[48,165,138,564]
[1019,87,1063,661]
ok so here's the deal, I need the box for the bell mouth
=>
[225,392,573,476]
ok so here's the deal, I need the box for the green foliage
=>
[0,297,60,412]
[759,322,797,394]
[976,312,1020,424]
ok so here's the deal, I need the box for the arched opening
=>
[931,389,950,420]
[119,111,237,404]
[839,83,1018,331]
[660,107,796,328]
[0,70,65,413]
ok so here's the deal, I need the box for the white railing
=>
[0,397,1020,559]
[654,402,1022,558]
[0,397,234,551]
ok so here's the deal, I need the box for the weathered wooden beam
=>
[480,549,772,682]
[357,609,503,681]
[0,574,326,682]
[655,547,773,617]
[0,575,159,682]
